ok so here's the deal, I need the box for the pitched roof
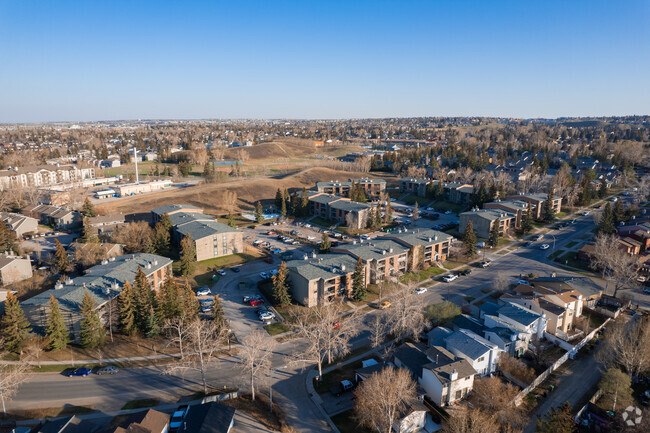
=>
[460,208,516,222]
[337,239,408,261]
[178,402,236,433]
[497,303,542,327]
[383,228,451,248]
[175,220,239,240]
[286,253,357,281]
[479,302,500,317]
[329,200,370,213]
[444,329,497,360]
[0,254,29,270]
[427,327,453,347]
[393,342,430,378]
[452,314,486,335]
[151,204,202,217]
[116,409,170,433]
[531,276,603,299]
[424,358,477,384]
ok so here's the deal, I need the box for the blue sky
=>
[0,0,648,122]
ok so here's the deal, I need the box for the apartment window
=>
[477,356,485,363]
[222,234,228,253]
[455,390,462,400]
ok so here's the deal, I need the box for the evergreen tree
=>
[227,213,236,228]
[272,262,291,306]
[352,258,366,301]
[152,221,171,256]
[435,181,444,199]
[0,292,31,353]
[536,402,576,433]
[157,278,183,321]
[144,307,160,338]
[254,201,264,223]
[542,189,555,222]
[598,202,616,234]
[202,159,217,183]
[179,235,196,277]
[212,295,226,329]
[119,281,138,336]
[412,201,419,223]
[181,282,200,320]
[0,220,20,255]
[159,213,173,232]
[275,188,283,209]
[319,233,331,253]
[598,181,609,198]
[522,203,533,233]
[300,187,309,216]
[80,290,105,348]
[613,199,624,226]
[45,295,69,351]
[384,197,393,223]
[488,184,498,201]
[81,218,99,243]
[81,197,96,217]
[488,218,500,247]
[133,268,154,331]
[462,221,477,257]
[54,239,70,275]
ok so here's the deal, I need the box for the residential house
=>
[0,211,38,238]
[459,209,516,239]
[285,253,358,307]
[482,302,547,340]
[443,328,501,375]
[86,213,125,237]
[0,253,33,286]
[30,415,102,433]
[22,253,172,338]
[399,178,431,198]
[177,402,236,433]
[109,409,170,433]
[530,276,603,308]
[23,204,82,229]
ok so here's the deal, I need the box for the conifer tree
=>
[536,402,576,433]
[212,294,226,329]
[144,306,160,338]
[384,197,393,223]
[0,292,31,353]
[300,187,309,216]
[522,203,533,233]
[352,258,367,301]
[159,213,173,232]
[81,218,99,243]
[272,262,291,306]
[157,278,183,321]
[54,239,70,275]
[598,202,616,234]
[613,199,624,225]
[81,197,96,217]
[542,189,555,222]
[412,201,419,223]
[80,290,105,348]
[488,217,500,247]
[319,233,331,253]
[281,196,287,218]
[275,188,283,209]
[45,295,69,351]
[133,268,155,331]
[0,220,20,255]
[598,181,608,198]
[181,282,200,320]
[435,181,444,199]
[179,235,196,276]
[227,212,236,228]
[462,221,477,257]
[119,281,138,335]
[254,201,264,223]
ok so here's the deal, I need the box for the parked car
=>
[259,311,275,321]
[540,244,550,250]
[332,321,342,329]
[379,301,391,309]
[67,367,92,377]
[460,269,472,276]
[330,380,355,396]
[200,305,213,313]
[266,231,277,235]
[260,272,270,280]
[582,211,590,216]
[271,248,282,254]
[415,287,428,294]
[215,269,227,276]
[535,234,544,241]
[200,299,214,305]
[250,298,265,306]
[443,274,458,283]
[444,210,452,215]
[170,405,189,432]
[196,287,212,296]
[96,366,119,375]
[524,241,532,247]
[231,266,241,273]
[243,295,260,303]
[479,261,491,268]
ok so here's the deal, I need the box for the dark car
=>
[231,266,241,273]
[524,241,532,247]
[460,269,472,276]
[67,367,92,377]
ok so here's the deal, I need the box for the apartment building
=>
[399,178,431,197]
[0,211,38,238]
[307,192,371,229]
[484,199,531,228]
[315,178,386,198]
[334,238,409,284]
[0,164,95,190]
[23,204,82,229]
[22,253,172,337]
[0,253,33,286]
[506,193,562,219]
[285,252,358,307]
[459,209,516,239]
[382,227,452,265]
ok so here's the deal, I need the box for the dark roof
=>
[497,304,542,327]
[36,416,102,433]
[178,402,236,433]
[424,358,477,384]
[531,276,603,299]
[427,327,452,347]
[444,329,497,360]
[393,342,430,379]
[117,409,170,433]
[151,204,202,217]
[175,220,238,240]
[452,314,486,335]
[479,302,500,317]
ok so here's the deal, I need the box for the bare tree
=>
[23,337,45,368]
[387,284,425,341]
[237,330,276,401]
[354,366,417,433]
[163,319,227,395]
[492,272,510,292]
[442,407,500,433]
[590,233,640,297]
[0,338,31,414]
[369,311,390,348]
[164,316,188,359]
[290,304,359,378]
[599,316,650,380]
[468,376,525,426]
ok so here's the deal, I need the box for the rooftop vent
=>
[303,254,309,260]
[312,251,317,258]
[54,282,64,290]
[382,250,386,255]
[65,278,73,285]
[109,256,115,262]
[341,265,346,272]
[101,259,109,265]
[389,248,393,253]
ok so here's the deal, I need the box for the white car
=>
[260,272,270,280]
[200,305,213,313]
[540,244,550,250]
[259,312,276,321]
[216,269,227,276]
[253,239,263,245]
[582,211,590,216]
[443,274,458,283]
[415,287,428,295]
[196,287,212,296]
[445,210,452,215]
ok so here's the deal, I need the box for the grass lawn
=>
[496,250,510,255]
[565,241,579,248]
[121,398,159,410]
[216,214,255,228]
[399,266,445,283]
[310,216,335,228]
[330,410,374,433]
[443,258,471,269]
[548,250,564,260]
[176,250,265,288]
[555,251,592,271]
[264,322,290,336]
[400,194,422,205]
[429,200,465,213]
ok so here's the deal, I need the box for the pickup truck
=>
[330,379,355,396]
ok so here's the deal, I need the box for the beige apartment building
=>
[334,239,410,284]
[286,253,358,307]
[0,164,95,190]
[506,193,562,220]
[0,254,33,286]
[459,209,516,239]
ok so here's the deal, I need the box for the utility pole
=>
[134,147,139,184]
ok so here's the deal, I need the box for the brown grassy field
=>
[97,167,394,215]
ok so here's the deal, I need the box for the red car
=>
[250,298,265,306]
[266,231,277,235]
[332,322,341,329]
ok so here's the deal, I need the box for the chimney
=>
[312,251,317,258]
[428,237,432,242]
[450,369,458,381]
[55,282,63,290]
[303,254,308,260]
[382,250,386,255]
[340,265,346,272]
[389,248,393,253]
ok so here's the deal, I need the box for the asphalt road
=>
[10,206,642,432]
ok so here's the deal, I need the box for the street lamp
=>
[269,365,287,412]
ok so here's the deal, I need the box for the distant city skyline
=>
[1,0,648,123]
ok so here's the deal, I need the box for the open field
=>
[97,167,394,215]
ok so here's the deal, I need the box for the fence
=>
[574,389,603,422]
[511,319,610,406]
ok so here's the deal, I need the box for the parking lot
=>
[21,232,79,260]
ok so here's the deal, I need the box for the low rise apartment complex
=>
[0,211,38,238]
[459,208,516,238]
[0,164,95,190]
[0,253,33,286]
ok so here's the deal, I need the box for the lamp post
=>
[269,365,287,412]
